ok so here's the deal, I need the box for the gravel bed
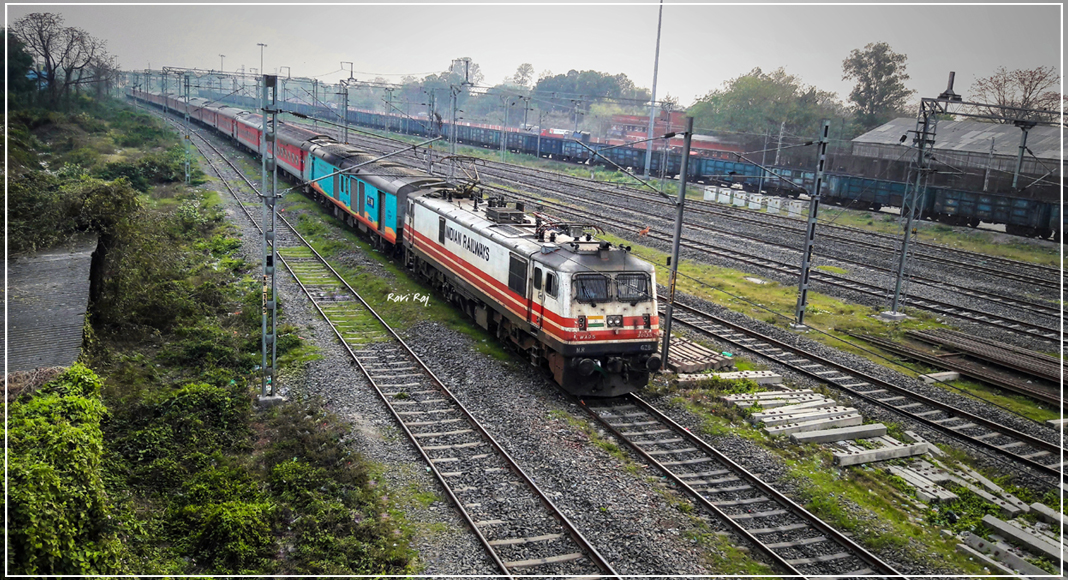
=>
[192,120,1057,576]
[201,157,732,574]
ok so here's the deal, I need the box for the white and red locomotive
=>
[127,87,662,397]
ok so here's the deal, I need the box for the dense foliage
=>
[841,42,915,131]
[7,92,416,575]
[688,67,846,141]
[7,365,124,575]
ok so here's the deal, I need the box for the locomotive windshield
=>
[574,274,610,303]
[616,273,651,302]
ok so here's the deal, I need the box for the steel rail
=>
[591,393,903,577]
[665,301,1063,481]
[463,152,1060,289]
[577,398,802,577]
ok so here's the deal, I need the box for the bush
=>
[7,364,123,575]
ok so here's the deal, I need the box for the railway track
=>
[908,329,1062,385]
[662,299,1063,482]
[495,186,1060,344]
[296,119,1056,292]
[464,155,1060,292]
[289,123,1060,342]
[580,394,901,577]
[164,112,621,577]
[494,170,1060,316]
[849,333,1060,407]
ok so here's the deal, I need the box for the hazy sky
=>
[6,2,1063,107]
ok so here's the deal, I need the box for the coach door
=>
[357,181,366,223]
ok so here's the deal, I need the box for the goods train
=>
[127,87,663,397]
[204,90,1061,240]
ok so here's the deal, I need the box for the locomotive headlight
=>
[606,315,623,328]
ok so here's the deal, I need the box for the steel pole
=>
[1011,123,1033,190]
[660,116,693,369]
[183,74,191,185]
[887,100,940,317]
[643,0,664,177]
[758,128,769,192]
[260,74,279,397]
[792,120,830,329]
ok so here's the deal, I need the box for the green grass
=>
[936,378,1061,423]
[825,210,1059,267]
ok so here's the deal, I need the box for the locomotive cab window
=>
[545,272,558,298]
[533,267,542,290]
[616,273,651,302]
[574,274,609,303]
[438,217,446,244]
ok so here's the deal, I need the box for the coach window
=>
[533,267,542,290]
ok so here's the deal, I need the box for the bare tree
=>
[970,66,1062,123]
[12,12,114,107]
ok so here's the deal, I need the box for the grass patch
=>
[824,210,1058,267]
[932,378,1061,423]
[788,457,985,573]
[280,195,512,361]
[815,264,849,274]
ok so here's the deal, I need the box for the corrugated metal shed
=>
[3,234,97,372]
[853,117,1061,161]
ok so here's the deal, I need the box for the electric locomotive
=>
[127,87,661,397]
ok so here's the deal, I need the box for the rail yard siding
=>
[4,234,97,372]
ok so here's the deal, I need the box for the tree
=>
[11,12,114,108]
[5,31,38,106]
[969,66,1063,124]
[842,42,914,130]
[532,69,649,112]
[688,67,841,139]
[513,63,534,88]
